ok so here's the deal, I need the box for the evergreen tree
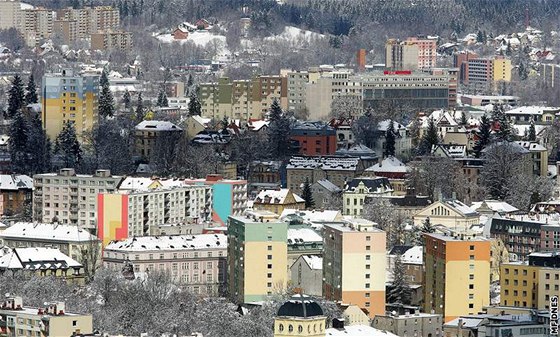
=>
[27,113,51,174]
[54,121,82,168]
[123,90,131,110]
[156,90,169,107]
[418,117,439,155]
[302,179,315,209]
[460,110,468,125]
[528,119,536,141]
[267,99,292,158]
[387,255,412,305]
[24,74,38,105]
[99,70,115,118]
[421,217,435,233]
[473,115,492,157]
[8,111,29,173]
[7,74,25,118]
[476,30,484,43]
[188,91,202,116]
[135,92,145,121]
[384,120,396,157]
[492,105,513,141]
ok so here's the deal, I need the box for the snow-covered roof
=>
[135,120,182,131]
[505,106,560,115]
[514,141,547,152]
[105,234,227,252]
[314,179,341,193]
[287,228,322,245]
[443,199,479,217]
[248,120,269,131]
[254,189,304,205]
[471,200,518,214]
[118,177,157,190]
[365,156,407,173]
[0,247,81,271]
[191,115,212,126]
[401,246,423,265]
[301,255,322,270]
[0,222,97,242]
[377,119,406,132]
[326,325,399,337]
[287,156,360,171]
[0,175,32,191]
[444,317,486,328]
[280,209,342,223]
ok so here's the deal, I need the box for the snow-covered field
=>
[155,30,226,48]
[265,26,325,43]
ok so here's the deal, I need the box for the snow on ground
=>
[264,26,325,43]
[155,30,226,49]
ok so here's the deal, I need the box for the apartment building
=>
[323,220,386,318]
[290,121,337,156]
[385,36,437,70]
[33,168,122,230]
[500,252,560,310]
[199,76,288,121]
[227,215,288,303]
[305,69,361,120]
[103,234,227,295]
[53,19,78,43]
[0,296,92,337]
[373,313,443,337]
[456,54,512,86]
[20,8,54,45]
[91,30,133,51]
[0,247,84,281]
[0,222,99,262]
[134,120,183,159]
[286,70,319,114]
[423,233,491,323]
[56,6,120,39]
[342,177,394,216]
[185,175,247,225]
[358,69,456,110]
[41,69,99,139]
[97,184,212,245]
[0,174,32,216]
[286,156,365,194]
[0,0,21,30]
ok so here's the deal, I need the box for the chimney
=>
[357,49,366,72]
[332,318,345,329]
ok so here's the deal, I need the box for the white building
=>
[103,234,227,295]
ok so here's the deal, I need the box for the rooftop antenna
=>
[525,7,530,29]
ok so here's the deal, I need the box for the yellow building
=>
[323,219,386,319]
[413,199,480,231]
[424,233,491,323]
[227,215,288,303]
[0,296,92,337]
[492,57,512,82]
[253,188,305,215]
[41,69,99,139]
[274,294,326,337]
[500,252,560,310]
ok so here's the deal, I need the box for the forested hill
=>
[28,0,560,37]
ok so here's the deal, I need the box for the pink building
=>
[406,36,437,69]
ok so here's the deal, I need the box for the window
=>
[366,245,371,251]
[267,255,272,260]
[365,283,370,288]
[72,320,77,327]
[469,245,474,250]
[468,304,474,309]
[469,284,474,289]
[267,264,272,269]
[469,274,474,280]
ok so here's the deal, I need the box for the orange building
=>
[424,233,491,323]
[323,219,386,318]
[290,121,337,156]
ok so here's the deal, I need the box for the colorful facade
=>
[423,233,491,323]
[41,69,99,139]
[185,175,247,225]
[97,193,128,246]
[322,220,386,319]
[227,215,288,303]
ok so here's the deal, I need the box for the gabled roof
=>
[344,177,393,194]
[301,255,322,270]
[287,156,360,171]
[471,200,518,214]
[365,156,407,173]
[0,222,97,242]
[254,189,304,205]
[443,199,479,217]
[105,234,227,251]
[313,179,341,193]
[0,247,82,271]
[135,120,182,131]
[0,175,32,191]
